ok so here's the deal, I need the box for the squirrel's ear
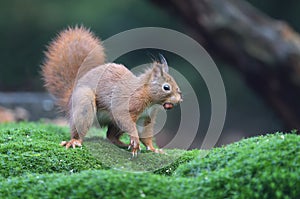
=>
[159,54,169,73]
[152,62,164,79]
[151,55,169,79]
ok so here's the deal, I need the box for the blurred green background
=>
[0,0,299,145]
[3,0,300,91]
[0,0,181,91]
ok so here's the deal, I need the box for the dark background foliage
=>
[0,0,299,146]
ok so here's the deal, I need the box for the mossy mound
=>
[0,122,299,198]
[84,136,200,173]
[175,132,300,198]
[0,122,197,177]
[0,123,103,178]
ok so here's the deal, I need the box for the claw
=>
[129,136,140,158]
[131,148,140,158]
[146,146,164,154]
[132,150,138,158]
[60,139,82,149]
[155,148,164,154]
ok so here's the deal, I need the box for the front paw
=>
[60,139,82,149]
[146,146,164,154]
[128,136,141,158]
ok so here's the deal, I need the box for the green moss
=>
[0,122,196,177]
[0,123,299,198]
[85,136,199,173]
[0,123,103,178]
[154,149,201,175]
[0,170,189,199]
[175,133,300,198]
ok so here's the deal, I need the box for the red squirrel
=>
[42,26,182,157]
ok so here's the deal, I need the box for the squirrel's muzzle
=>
[163,92,183,110]
[163,102,174,110]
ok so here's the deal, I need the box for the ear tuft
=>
[151,62,164,79]
[159,54,169,73]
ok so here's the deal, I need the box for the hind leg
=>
[61,87,96,149]
[106,123,129,148]
[139,108,163,153]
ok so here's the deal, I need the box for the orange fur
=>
[42,26,105,112]
[42,26,182,156]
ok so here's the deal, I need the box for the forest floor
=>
[0,122,299,198]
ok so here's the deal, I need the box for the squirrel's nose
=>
[178,92,183,103]
[176,94,183,103]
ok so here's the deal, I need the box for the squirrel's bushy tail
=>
[42,26,105,112]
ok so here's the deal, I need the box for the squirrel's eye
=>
[163,83,171,91]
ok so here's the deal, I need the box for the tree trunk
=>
[151,0,300,130]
